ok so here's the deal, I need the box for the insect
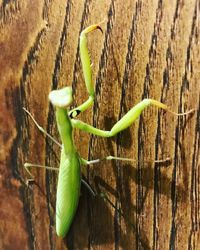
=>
[24,23,193,238]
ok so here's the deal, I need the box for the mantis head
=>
[49,87,73,108]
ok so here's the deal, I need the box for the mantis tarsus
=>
[24,23,194,238]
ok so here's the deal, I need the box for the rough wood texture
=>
[0,1,199,249]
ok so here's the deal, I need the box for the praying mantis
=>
[24,23,194,238]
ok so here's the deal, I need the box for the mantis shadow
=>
[66,136,189,249]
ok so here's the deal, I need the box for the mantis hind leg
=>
[80,176,120,215]
[83,175,138,237]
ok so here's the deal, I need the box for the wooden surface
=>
[0,1,199,249]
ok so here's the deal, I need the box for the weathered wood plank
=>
[0,0,199,249]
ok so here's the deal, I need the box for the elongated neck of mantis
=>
[56,107,74,155]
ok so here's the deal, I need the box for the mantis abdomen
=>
[56,149,81,237]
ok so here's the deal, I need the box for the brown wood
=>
[0,1,199,249]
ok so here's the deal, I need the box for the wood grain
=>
[0,0,199,249]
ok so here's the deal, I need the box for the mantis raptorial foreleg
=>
[69,24,103,119]
[71,99,194,137]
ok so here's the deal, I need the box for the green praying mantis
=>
[24,23,194,238]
